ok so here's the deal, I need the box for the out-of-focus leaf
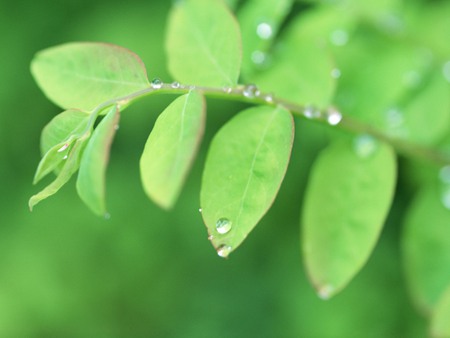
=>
[29,138,87,210]
[76,106,120,216]
[201,105,294,257]
[403,185,450,315]
[237,0,292,78]
[31,42,150,111]
[302,138,397,298]
[140,91,205,209]
[431,285,450,338]
[165,0,241,87]
[34,110,91,183]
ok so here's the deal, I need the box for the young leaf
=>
[201,105,294,257]
[237,0,292,78]
[302,138,397,299]
[31,42,150,111]
[140,91,205,209]
[29,138,87,210]
[166,0,242,87]
[402,185,450,315]
[431,285,450,338]
[76,105,120,216]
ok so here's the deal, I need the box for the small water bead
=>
[243,84,260,98]
[62,155,68,160]
[385,107,404,129]
[330,29,349,46]
[256,22,273,40]
[222,86,232,94]
[353,134,378,158]
[303,106,321,119]
[251,50,266,65]
[330,68,341,79]
[318,285,334,300]
[216,218,232,234]
[217,244,232,258]
[264,93,274,103]
[208,234,214,241]
[151,78,163,89]
[171,81,181,89]
[439,166,450,184]
[326,107,342,126]
[198,208,203,213]
[443,61,450,83]
[57,143,69,153]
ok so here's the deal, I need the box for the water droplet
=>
[171,81,180,89]
[151,78,163,89]
[326,107,342,126]
[439,166,450,184]
[264,93,274,103]
[62,155,68,160]
[443,60,450,83]
[114,124,120,131]
[353,134,378,158]
[57,143,69,153]
[222,86,232,94]
[216,218,232,234]
[208,234,214,241]
[104,212,111,220]
[303,106,321,119]
[331,68,341,79]
[385,107,404,128]
[330,29,349,46]
[318,285,334,300]
[403,70,421,88]
[256,22,273,40]
[243,84,260,98]
[198,208,203,213]
[217,244,232,258]
[251,50,266,65]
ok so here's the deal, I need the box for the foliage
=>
[29,0,450,334]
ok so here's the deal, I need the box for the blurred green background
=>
[0,0,432,336]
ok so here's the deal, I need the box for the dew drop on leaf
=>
[264,93,274,103]
[326,107,342,126]
[217,244,232,258]
[318,284,334,300]
[353,135,378,159]
[62,155,68,160]
[151,78,163,89]
[208,234,214,241]
[114,124,120,131]
[243,84,260,98]
[216,218,232,234]
[256,22,273,40]
[331,68,341,79]
[171,81,181,89]
[198,207,203,213]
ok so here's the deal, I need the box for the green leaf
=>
[201,105,294,257]
[302,138,397,298]
[140,91,205,209]
[33,110,91,183]
[29,138,87,210]
[76,105,120,216]
[166,0,242,87]
[31,42,150,111]
[403,185,450,314]
[431,285,450,338]
[237,0,292,78]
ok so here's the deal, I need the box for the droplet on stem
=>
[151,78,163,89]
[264,93,274,103]
[217,244,232,258]
[242,84,260,98]
[216,218,232,234]
[222,86,232,94]
[303,106,321,119]
[326,107,342,126]
[171,81,181,89]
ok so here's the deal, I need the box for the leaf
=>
[29,138,87,210]
[431,285,450,338]
[302,138,397,298]
[33,110,91,183]
[237,0,292,78]
[31,42,150,111]
[200,105,294,257]
[402,185,450,315]
[166,0,242,87]
[76,105,120,216]
[140,91,205,209]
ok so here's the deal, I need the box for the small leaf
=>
[403,185,450,314]
[201,105,294,257]
[29,138,87,210]
[31,42,150,111]
[237,0,292,78]
[140,91,205,209]
[166,0,242,87]
[76,105,120,216]
[302,138,397,298]
[431,285,450,338]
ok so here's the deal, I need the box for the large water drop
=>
[326,107,342,126]
[216,218,232,234]
[151,78,163,89]
[217,244,232,258]
[243,84,260,98]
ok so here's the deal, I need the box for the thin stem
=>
[100,81,450,167]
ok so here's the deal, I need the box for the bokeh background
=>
[0,0,433,336]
